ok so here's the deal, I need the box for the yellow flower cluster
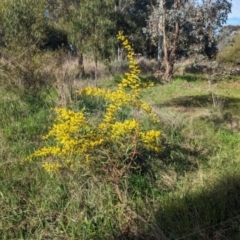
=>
[27,32,161,173]
[117,31,149,91]
[118,34,138,79]
[43,108,87,142]
[109,119,139,141]
[140,130,161,152]
[31,146,61,158]
[27,108,104,168]
[42,162,62,173]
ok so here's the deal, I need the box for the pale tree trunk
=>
[157,32,163,70]
[155,0,181,82]
[164,60,174,81]
[117,46,123,61]
[78,52,85,77]
[162,19,180,82]
[157,0,164,70]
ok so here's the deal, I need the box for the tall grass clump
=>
[27,32,161,203]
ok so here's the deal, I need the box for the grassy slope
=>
[1,74,240,239]
[143,76,240,239]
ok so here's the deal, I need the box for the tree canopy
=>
[145,0,232,81]
[0,0,233,81]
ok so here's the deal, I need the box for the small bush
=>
[27,32,161,203]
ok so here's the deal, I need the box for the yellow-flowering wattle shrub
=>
[27,31,161,202]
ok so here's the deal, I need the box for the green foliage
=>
[217,31,240,65]
[53,0,116,60]
[0,46,58,98]
[115,0,155,55]
[145,0,232,81]
[157,173,240,239]
[0,0,49,46]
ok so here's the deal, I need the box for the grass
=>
[1,70,240,239]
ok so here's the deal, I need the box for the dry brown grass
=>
[83,58,109,79]
[174,58,194,75]
[51,55,79,107]
[137,57,157,74]
[0,48,103,107]
[52,55,110,106]
[0,48,57,94]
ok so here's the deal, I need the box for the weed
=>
[27,33,161,204]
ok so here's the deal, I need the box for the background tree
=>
[0,0,57,98]
[50,0,116,81]
[145,0,232,82]
[0,0,50,47]
[115,0,157,58]
[0,0,117,79]
[217,25,240,52]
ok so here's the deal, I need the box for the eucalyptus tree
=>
[0,0,50,47]
[76,0,116,79]
[145,0,232,82]
[115,0,157,57]
[48,0,116,80]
